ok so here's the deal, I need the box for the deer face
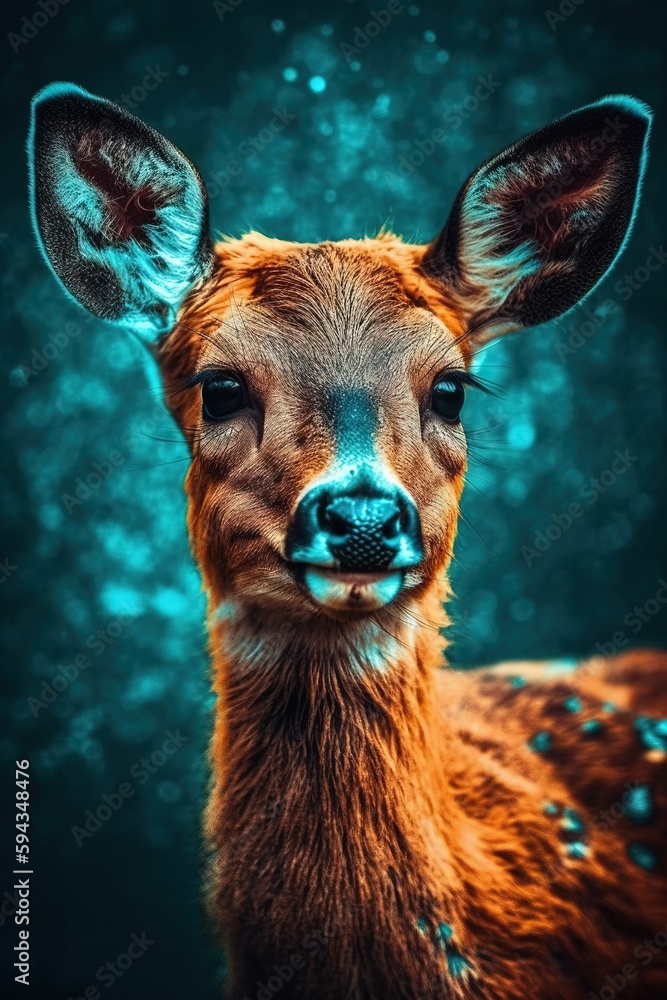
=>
[158,236,471,618]
[29,84,650,621]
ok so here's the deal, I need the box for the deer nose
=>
[287,475,423,573]
[320,496,404,571]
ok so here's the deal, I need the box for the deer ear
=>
[28,82,213,342]
[422,96,651,345]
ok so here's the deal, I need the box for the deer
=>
[28,83,666,999]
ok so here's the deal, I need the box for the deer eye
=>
[431,376,465,423]
[202,373,246,421]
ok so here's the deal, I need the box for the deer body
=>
[207,630,667,999]
[29,85,666,998]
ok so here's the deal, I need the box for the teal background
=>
[0,0,665,996]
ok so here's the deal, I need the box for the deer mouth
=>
[294,564,404,613]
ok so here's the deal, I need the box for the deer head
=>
[29,84,650,633]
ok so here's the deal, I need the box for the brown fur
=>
[156,234,667,999]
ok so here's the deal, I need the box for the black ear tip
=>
[31,81,93,114]
[30,83,111,142]
[594,93,653,135]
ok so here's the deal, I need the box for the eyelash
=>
[433,370,494,395]
[185,368,231,389]
[180,368,496,411]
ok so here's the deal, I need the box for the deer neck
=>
[202,584,481,997]
[205,584,460,903]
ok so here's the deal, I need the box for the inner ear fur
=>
[29,82,213,341]
[422,96,652,341]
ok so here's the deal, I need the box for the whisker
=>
[457,510,498,556]
[384,604,445,637]
[139,434,188,444]
[465,451,507,474]
[125,456,191,471]
[369,618,421,655]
